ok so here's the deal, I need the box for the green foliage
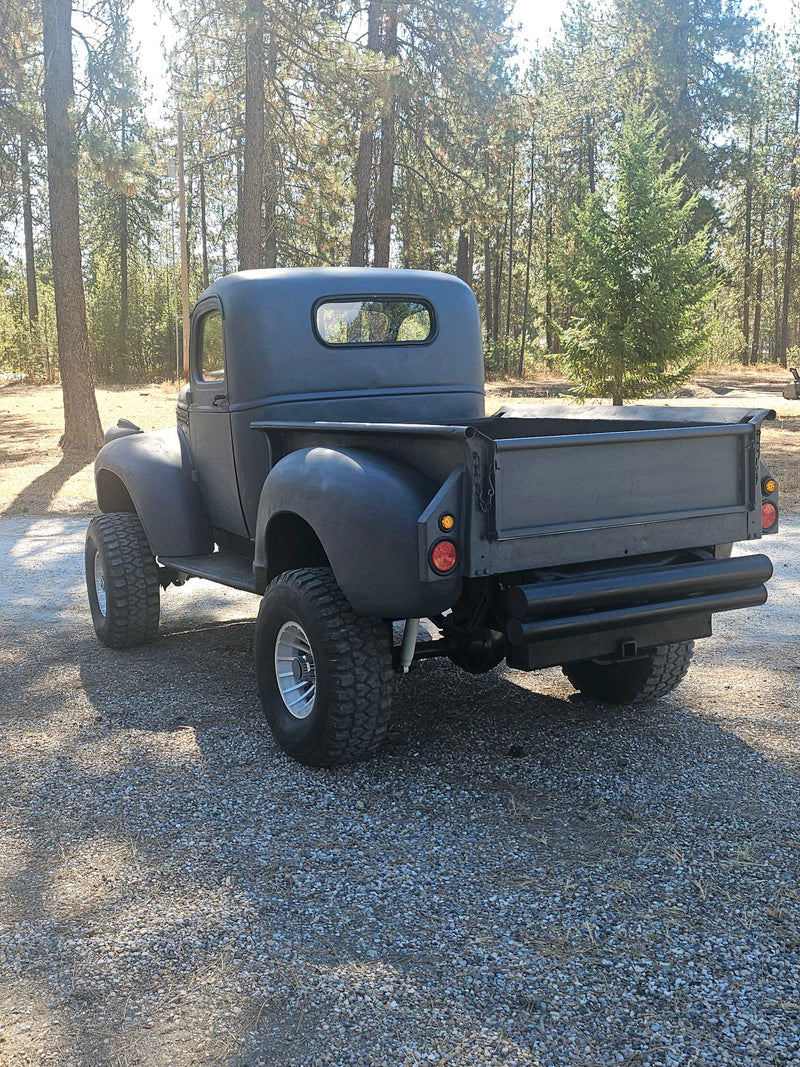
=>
[1,0,799,388]
[0,263,58,381]
[701,308,747,366]
[561,107,718,404]
[613,0,754,204]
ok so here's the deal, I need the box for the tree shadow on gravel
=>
[74,617,588,764]
[3,616,800,1066]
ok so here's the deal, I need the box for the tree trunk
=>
[751,271,764,365]
[119,190,128,380]
[199,154,210,289]
[749,195,766,365]
[777,78,799,368]
[613,371,623,407]
[772,231,780,360]
[742,109,754,359]
[373,0,397,268]
[239,0,265,270]
[221,204,228,276]
[350,1,381,266]
[483,235,493,341]
[118,109,129,382]
[20,136,38,324]
[505,135,516,348]
[494,242,504,346]
[42,0,103,454]
[235,131,243,251]
[544,147,554,352]
[263,34,279,268]
[519,133,536,377]
[455,229,473,284]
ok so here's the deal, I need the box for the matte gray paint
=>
[94,429,213,557]
[416,469,466,582]
[187,296,249,536]
[196,268,485,536]
[200,268,485,412]
[251,414,769,579]
[491,403,776,427]
[254,446,462,617]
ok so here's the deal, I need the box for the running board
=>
[157,552,258,593]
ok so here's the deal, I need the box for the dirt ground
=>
[2,364,798,517]
[0,383,178,517]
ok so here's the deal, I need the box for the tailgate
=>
[470,415,765,575]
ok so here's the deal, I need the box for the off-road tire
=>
[562,641,694,704]
[255,567,394,767]
[85,512,160,648]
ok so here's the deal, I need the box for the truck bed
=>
[253,403,774,578]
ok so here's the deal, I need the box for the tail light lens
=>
[430,539,458,574]
[762,502,778,532]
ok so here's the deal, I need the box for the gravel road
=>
[1,514,800,1067]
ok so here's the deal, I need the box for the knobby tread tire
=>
[255,567,394,767]
[85,512,160,648]
[562,641,694,705]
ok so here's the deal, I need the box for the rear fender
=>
[94,428,213,557]
[254,447,462,617]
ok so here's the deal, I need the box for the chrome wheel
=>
[274,621,316,719]
[94,552,107,617]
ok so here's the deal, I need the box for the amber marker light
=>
[762,476,777,495]
[430,539,458,574]
[439,512,456,532]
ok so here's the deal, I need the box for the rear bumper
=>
[504,553,772,670]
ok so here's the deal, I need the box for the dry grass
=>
[1,368,798,516]
[761,420,800,510]
[0,382,179,517]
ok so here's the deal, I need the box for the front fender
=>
[255,447,462,618]
[94,428,213,557]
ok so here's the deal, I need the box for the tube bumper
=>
[504,553,773,669]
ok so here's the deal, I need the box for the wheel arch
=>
[96,468,135,513]
[254,446,461,616]
[94,428,213,557]
[265,512,330,582]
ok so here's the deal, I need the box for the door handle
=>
[212,393,228,407]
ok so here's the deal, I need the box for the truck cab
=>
[178,269,484,541]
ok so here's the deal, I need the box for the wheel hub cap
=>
[94,554,107,617]
[275,621,316,719]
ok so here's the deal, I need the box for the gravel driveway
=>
[1,514,799,1066]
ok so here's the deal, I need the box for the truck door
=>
[187,299,249,538]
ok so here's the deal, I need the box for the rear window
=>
[314,298,434,346]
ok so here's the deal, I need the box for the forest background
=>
[1,0,799,396]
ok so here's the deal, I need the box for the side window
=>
[199,310,225,381]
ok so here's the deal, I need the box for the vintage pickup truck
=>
[85,268,779,765]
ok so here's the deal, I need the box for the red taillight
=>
[762,502,778,531]
[430,539,458,574]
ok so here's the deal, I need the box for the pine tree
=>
[562,107,717,405]
[42,0,104,452]
[613,0,753,209]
